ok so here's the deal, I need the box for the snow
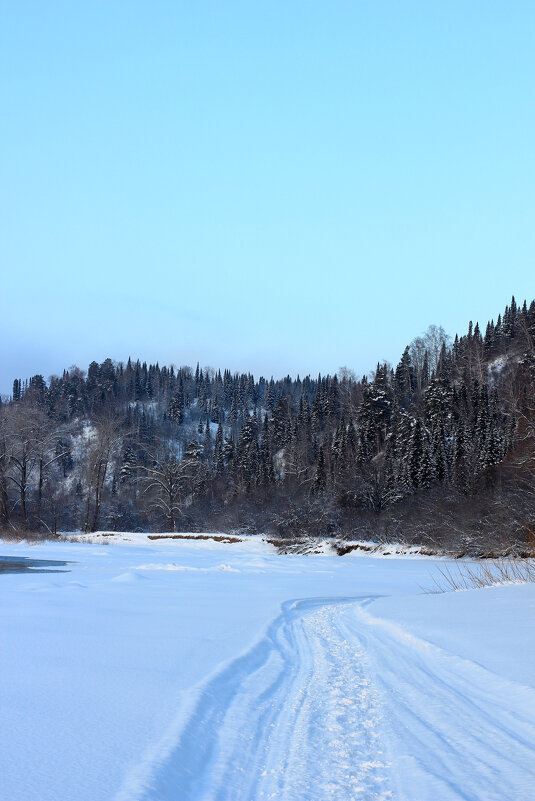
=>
[487,354,508,377]
[369,584,535,687]
[1,535,534,801]
[135,562,240,573]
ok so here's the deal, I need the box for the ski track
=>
[115,597,535,801]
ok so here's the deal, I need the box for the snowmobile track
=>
[115,596,535,801]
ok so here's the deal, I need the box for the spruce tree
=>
[314,445,326,492]
[168,380,185,425]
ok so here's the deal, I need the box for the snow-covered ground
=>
[1,534,534,801]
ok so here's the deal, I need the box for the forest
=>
[2,297,534,554]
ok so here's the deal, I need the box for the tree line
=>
[2,297,534,554]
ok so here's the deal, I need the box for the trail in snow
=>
[352,603,535,801]
[116,597,535,801]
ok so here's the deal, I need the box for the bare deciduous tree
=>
[83,414,125,532]
[137,444,194,532]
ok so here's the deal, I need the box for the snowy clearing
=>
[1,534,534,801]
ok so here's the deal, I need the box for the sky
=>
[1,1,534,395]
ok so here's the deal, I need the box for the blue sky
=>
[1,1,534,394]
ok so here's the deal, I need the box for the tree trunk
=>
[91,477,100,533]
[169,487,175,532]
[0,478,9,527]
[85,493,91,532]
[38,458,44,527]
[20,455,27,526]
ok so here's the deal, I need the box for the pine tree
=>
[407,419,424,488]
[453,421,468,489]
[394,346,414,409]
[184,440,203,462]
[203,420,213,463]
[120,447,137,484]
[214,424,224,474]
[314,445,326,492]
[418,444,433,488]
[168,380,185,425]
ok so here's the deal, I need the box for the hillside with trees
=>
[2,297,534,554]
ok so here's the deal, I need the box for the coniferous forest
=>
[2,297,535,554]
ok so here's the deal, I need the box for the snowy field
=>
[1,534,534,801]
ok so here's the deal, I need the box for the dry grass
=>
[335,543,375,556]
[424,558,535,593]
[0,529,61,543]
[147,534,243,544]
[264,536,330,554]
